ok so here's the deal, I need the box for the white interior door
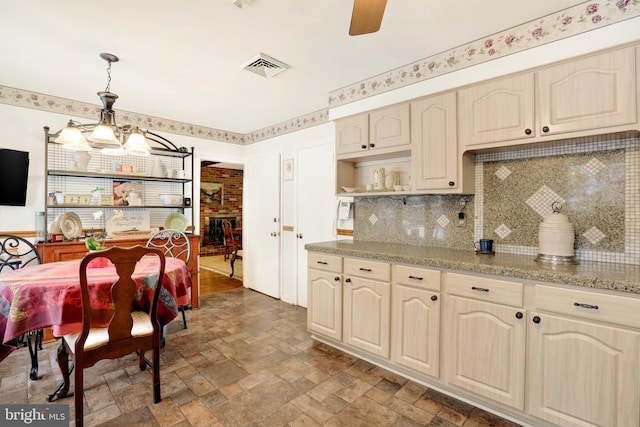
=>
[243,152,281,298]
[296,142,336,307]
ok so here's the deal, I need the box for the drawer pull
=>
[316,261,328,265]
[574,302,599,310]
[334,277,340,281]
[359,268,372,272]
[471,286,490,292]
[408,275,423,281]
[532,315,541,324]
[515,311,523,319]
[345,278,351,283]
[431,295,438,301]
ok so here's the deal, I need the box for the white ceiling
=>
[1,0,583,135]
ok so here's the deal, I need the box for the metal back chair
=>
[0,234,43,379]
[0,234,41,273]
[146,229,191,328]
[56,246,166,426]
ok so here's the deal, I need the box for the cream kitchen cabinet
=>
[410,92,474,193]
[459,45,637,150]
[536,46,637,138]
[343,257,391,358]
[307,253,343,340]
[391,264,441,378]
[458,72,535,148]
[336,103,410,158]
[443,272,526,410]
[527,285,640,427]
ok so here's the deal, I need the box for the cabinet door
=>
[444,295,526,409]
[335,114,369,156]
[369,103,411,151]
[528,312,640,427]
[391,284,440,378]
[458,73,535,147]
[343,276,390,358]
[307,269,342,340]
[537,46,637,137]
[411,92,458,190]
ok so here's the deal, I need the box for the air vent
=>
[242,53,289,78]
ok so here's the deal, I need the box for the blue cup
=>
[475,239,494,253]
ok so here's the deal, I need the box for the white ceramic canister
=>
[537,208,576,259]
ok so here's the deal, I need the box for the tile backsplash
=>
[353,134,639,265]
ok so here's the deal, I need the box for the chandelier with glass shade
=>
[53,53,168,156]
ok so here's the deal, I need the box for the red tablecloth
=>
[0,257,192,362]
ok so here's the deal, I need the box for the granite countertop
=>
[305,240,640,294]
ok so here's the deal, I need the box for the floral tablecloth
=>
[0,256,192,362]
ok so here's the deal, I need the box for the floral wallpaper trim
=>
[244,109,330,143]
[0,85,245,144]
[329,0,640,107]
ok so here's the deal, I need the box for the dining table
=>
[0,255,192,379]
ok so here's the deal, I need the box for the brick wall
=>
[199,166,243,255]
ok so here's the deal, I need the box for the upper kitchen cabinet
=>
[536,45,637,137]
[458,72,535,148]
[336,103,410,159]
[459,45,638,151]
[411,92,474,193]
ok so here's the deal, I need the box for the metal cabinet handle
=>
[334,277,340,281]
[316,261,328,265]
[542,126,550,133]
[359,268,372,272]
[345,278,351,283]
[431,295,438,301]
[574,302,599,310]
[471,286,490,292]
[408,275,423,281]
[532,315,541,324]
[361,144,367,149]
[515,312,523,319]
[524,128,532,135]
[369,143,375,148]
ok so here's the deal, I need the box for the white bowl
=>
[393,185,403,191]
[341,186,359,193]
[402,185,411,191]
[159,194,183,206]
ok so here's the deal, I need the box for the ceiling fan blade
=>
[349,0,387,36]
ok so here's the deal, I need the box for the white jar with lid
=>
[535,203,578,264]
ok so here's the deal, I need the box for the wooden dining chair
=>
[145,229,191,328]
[56,246,165,427]
[0,234,43,380]
[222,219,241,261]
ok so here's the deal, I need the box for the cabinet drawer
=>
[393,264,441,291]
[535,285,640,329]
[446,273,523,307]
[308,253,342,273]
[344,258,390,282]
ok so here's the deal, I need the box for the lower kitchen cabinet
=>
[307,253,343,340]
[443,273,526,410]
[343,258,391,358]
[527,285,640,427]
[391,264,441,378]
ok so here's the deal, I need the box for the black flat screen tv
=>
[0,148,30,206]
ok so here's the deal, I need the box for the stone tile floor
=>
[0,288,523,426]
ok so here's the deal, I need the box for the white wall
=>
[330,16,640,120]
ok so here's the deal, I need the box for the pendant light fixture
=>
[54,53,152,156]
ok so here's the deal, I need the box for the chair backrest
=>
[145,229,191,264]
[222,219,234,243]
[0,234,42,274]
[78,245,166,346]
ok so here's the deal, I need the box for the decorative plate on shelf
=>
[341,186,360,193]
[58,212,83,240]
[164,212,188,232]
